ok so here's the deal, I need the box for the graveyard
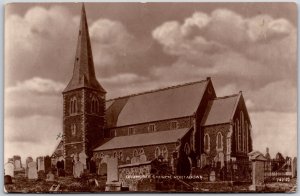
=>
[3,151,297,193]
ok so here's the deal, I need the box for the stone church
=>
[53,5,253,178]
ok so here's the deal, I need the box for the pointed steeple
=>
[64,4,105,93]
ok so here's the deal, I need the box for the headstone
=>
[218,152,225,168]
[46,172,55,182]
[74,161,84,178]
[292,157,297,178]
[140,154,147,163]
[27,161,38,180]
[106,157,118,183]
[98,163,108,176]
[200,153,207,168]
[248,151,267,191]
[44,156,52,174]
[37,157,45,171]
[4,162,14,177]
[13,155,22,170]
[209,171,216,182]
[25,157,33,176]
[79,151,88,169]
[4,175,12,185]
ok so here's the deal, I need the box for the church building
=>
[54,5,253,178]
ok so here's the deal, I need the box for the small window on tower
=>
[71,124,76,136]
[70,97,77,114]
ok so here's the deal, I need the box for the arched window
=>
[162,146,168,161]
[240,111,244,152]
[139,148,145,155]
[216,132,223,149]
[155,147,161,158]
[70,97,77,114]
[184,143,190,155]
[133,149,138,157]
[119,151,123,160]
[204,134,210,152]
[91,96,99,113]
[238,119,242,152]
[245,121,248,152]
[71,124,76,136]
[100,153,104,158]
[113,151,118,158]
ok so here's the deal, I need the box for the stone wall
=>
[118,162,154,191]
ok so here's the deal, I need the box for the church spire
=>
[63,3,105,93]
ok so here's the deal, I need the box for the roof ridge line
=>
[214,93,239,100]
[106,79,208,102]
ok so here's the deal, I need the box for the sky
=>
[4,2,297,162]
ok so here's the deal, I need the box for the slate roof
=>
[63,4,105,93]
[201,93,240,126]
[93,127,191,151]
[105,80,209,128]
[51,140,64,158]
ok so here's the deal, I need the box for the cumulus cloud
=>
[5,77,63,118]
[152,8,296,112]
[5,5,139,86]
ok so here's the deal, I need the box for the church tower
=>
[62,4,106,173]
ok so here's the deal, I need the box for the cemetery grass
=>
[4,171,297,193]
[4,171,107,193]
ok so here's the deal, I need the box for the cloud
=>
[244,80,297,112]
[5,5,139,86]
[250,111,297,157]
[5,77,63,118]
[6,77,64,94]
[152,8,296,113]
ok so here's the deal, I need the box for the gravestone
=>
[25,157,33,176]
[79,151,88,169]
[4,175,13,185]
[209,171,216,182]
[28,162,38,180]
[13,155,22,170]
[292,157,297,178]
[46,171,55,182]
[4,162,14,177]
[98,163,108,176]
[37,157,45,171]
[44,156,52,174]
[200,153,207,168]
[106,157,118,183]
[248,151,267,191]
[74,161,84,178]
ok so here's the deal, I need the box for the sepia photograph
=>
[4,2,297,193]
